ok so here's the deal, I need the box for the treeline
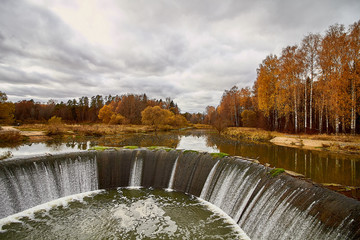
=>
[202,20,360,134]
[0,92,182,125]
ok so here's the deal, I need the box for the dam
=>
[0,148,359,239]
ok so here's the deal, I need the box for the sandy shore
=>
[270,136,360,154]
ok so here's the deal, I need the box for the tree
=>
[98,105,114,124]
[0,92,14,124]
[347,20,360,134]
[141,106,173,130]
[109,114,126,125]
[241,110,257,127]
[300,33,321,131]
[256,54,280,130]
[319,24,349,134]
[278,45,304,133]
[168,114,188,127]
[212,110,230,133]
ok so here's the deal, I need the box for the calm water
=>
[0,130,359,187]
[0,188,248,240]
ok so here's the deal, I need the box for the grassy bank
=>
[15,123,189,138]
[222,127,275,142]
[221,127,360,155]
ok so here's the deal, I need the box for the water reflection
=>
[0,130,359,187]
[206,134,360,187]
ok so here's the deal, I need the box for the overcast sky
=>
[1,0,359,112]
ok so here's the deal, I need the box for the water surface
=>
[0,130,359,187]
[0,188,248,240]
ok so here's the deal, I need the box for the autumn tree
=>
[278,45,304,133]
[241,110,257,127]
[300,33,321,131]
[0,92,14,124]
[212,108,230,133]
[98,105,114,124]
[319,24,349,134]
[98,104,126,124]
[256,54,280,130]
[204,106,216,125]
[141,106,173,130]
[347,20,360,134]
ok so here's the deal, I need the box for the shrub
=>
[241,110,257,127]
[0,131,24,144]
[47,116,64,136]
[109,114,126,125]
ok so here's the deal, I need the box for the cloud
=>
[0,0,359,112]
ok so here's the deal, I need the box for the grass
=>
[17,124,184,137]
[147,146,174,152]
[210,152,229,158]
[268,168,285,177]
[183,150,199,154]
[88,146,116,151]
[0,131,25,144]
[191,124,213,129]
[223,127,274,142]
[123,146,139,149]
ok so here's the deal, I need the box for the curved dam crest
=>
[0,149,359,239]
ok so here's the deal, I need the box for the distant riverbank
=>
[222,127,360,155]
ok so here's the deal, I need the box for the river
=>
[0,129,359,187]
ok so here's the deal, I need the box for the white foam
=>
[112,196,178,238]
[197,197,251,240]
[0,190,103,232]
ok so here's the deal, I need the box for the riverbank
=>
[0,124,195,145]
[223,127,360,155]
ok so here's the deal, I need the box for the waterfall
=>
[200,160,219,199]
[167,156,179,190]
[0,153,98,219]
[1,149,359,239]
[129,155,143,187]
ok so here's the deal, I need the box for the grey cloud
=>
[1,0,359,112]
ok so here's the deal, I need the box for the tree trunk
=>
[274,109,278,131]
[304,78,307,132]
[335,114,339,134]
[326,109,329,134]
[310,73,313,130]
[351,78,356,135]
[319,107,323,134]
[294,88,298,133]
[234,104,238,127]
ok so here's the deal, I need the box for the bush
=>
[47,116,64,136]
[109,114,126,125]
[0,131,24,144]
[241,110,257,127]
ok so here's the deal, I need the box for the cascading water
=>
[0,149,359,239]
[167,155,179,190]
[0,152,98,219]
[129,154,143,187]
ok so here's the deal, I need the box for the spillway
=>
[0,149,359,239]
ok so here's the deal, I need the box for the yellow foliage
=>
[48,116,62,125]
[109,114,125,125]
[141,106,173,128]
[241,110,257,127]
[0,96,15,124]
[168,114,188,127]
[98,105,114,124]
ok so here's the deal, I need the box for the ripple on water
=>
[0,188,250,240]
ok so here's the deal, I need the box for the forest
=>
[204,20,360,134]
[0,92,186,126]
[1,20,359,134]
